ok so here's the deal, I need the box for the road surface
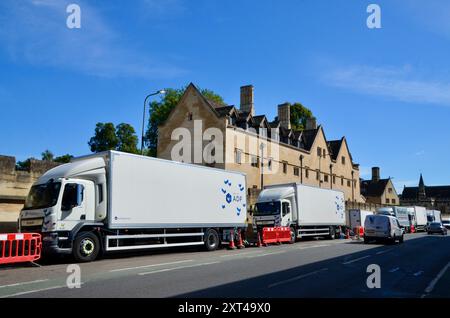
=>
[0,233,449,298]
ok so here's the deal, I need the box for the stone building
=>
[0,155,59,229]
[360,167,399,206]
[401,174,450,217]
[157,83,364,208]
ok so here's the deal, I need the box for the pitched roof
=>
[327,139,343,160]
[402,186,450,200]
[252,115,266,126]
[215,105,235,117]
[301,127,320,151]
[361,179,390,197]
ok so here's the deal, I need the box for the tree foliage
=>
[144,86,224,157]
[290,102,313,130]
[54,154,73,163]
[41,149,54,161]
[88,122,139,154]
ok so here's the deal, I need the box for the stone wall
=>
[0,155,60,227]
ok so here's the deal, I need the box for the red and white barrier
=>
[0,233,42,265]
[261,227,292,245]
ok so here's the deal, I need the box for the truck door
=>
[60,180,95,223]
[281,201,292,226]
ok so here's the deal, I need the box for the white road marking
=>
[109,260,193,272]
[0,283,84,298]
[376,249,393,255]
[389,267,400,273]
[268,268,328,288]
[0,279,49,289]
[246,251,286,258]
[220,251,265,258]
[297,244,330,250]
[138,261,220,276]
[342,255,371,265]
[423,261,450,295]
[414,271,424,277]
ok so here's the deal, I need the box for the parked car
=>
[364,214,404,244]
[427,222,448,235]
[442,220,450,230]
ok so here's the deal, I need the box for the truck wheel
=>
[364,236,369,244]
[204,229,219,251]
[290,227,296,244]
[73,231,100,263]
[399,235,404,243]
[327,227,336,240]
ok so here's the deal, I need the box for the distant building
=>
[157,83,364,207]
[361,167,399,206]
[401,174,450,216]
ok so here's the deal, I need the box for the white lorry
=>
[348,209,374,231]
[377,206,413,232]
[253,183,346,241]
[410,206,428,231]
[426,210,442,230]
[18,151,247,262]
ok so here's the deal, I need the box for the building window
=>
[251,155,259,168]
[283,162,288,174]
[333,175,336,184]
[392,199,396,204]
[341,177,344,186]
[187,112,193,121]
[386,198,390,204]
[347,180,351,187]
[294,167,299,176]
[341,156,346,165]
[235,149,242,164]
[305,169,309,179]
[259,128,267,138]
[388,188,393,194]
[324,175,329,182]
[317,147,322,157]
[268,159,273,171]
[323,149,326,158]
[316,170,320,181]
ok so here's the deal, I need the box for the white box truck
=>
[253,183,346,241]
[411,206,428,231]
[18,151,247,262]
[426,210,442,229]
[348,209,374,231]
[377,206,413,232]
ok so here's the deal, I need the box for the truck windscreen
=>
[23,182,62,210]
[255,201,280,215]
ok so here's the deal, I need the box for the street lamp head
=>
[158,89,166,95]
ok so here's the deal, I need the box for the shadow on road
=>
[174,235,450,298]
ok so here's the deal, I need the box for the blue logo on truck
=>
[221,179,245,216]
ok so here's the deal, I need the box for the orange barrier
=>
[0,233,42,265]
[359,226,364,236]
[261,227,291,245]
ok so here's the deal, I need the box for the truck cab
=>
[19,157,107,260]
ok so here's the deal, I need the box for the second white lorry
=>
[253,183,346,241]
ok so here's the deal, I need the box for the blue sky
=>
[1,0,450,192]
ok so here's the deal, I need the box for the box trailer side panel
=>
[295,184,345,226]
[414,206,428,226]
[109,152,247,228]
[349,209,374,228]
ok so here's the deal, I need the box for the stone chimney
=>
[278,103,291,129]
[240,85,255,116]
[305,117,317,130]
[372,167,380,182]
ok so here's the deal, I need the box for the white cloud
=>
[415,150,425,156]
[0,0,186,79]
[322,64,450,107]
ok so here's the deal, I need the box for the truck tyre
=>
[289,227,296,244]
[204,229,219,251]
[327,226,336,240]
[73,231,100,263]
[364,236,369,244]
[399,234,404,243]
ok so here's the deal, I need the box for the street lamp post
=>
[141,90,166,155]
[260,143,265,190]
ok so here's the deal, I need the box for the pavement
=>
[0,232,449,298]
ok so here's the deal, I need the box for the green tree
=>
[116,123,139,154]
[290,102,313,130]
[41,149,54,161]
[88,122,118,153]
[54,154,73,163]
[144,86,224,157]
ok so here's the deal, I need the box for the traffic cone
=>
[228,230,237,250]
[345,229,350,239]
[256,232,262,247]
[237,230,245,249]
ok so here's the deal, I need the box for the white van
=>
[364,214,404,244]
